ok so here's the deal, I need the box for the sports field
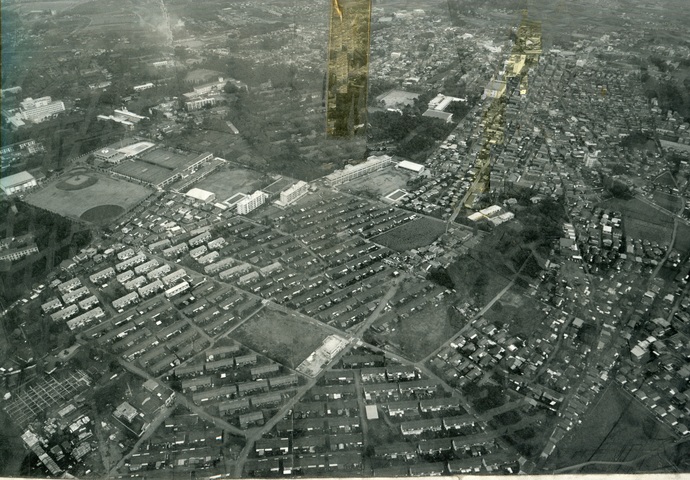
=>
[194,165,267,200]
[373,216,446,251]
[26,171,152,225]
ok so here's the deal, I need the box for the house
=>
[409,462,446,476]
[418,437,453,455]
[327,452,362,470]
[398,379,439,395]
[256,438,290,456]
[268,374,299,389]
[443,415,475,430]
[250,363,280,378]
[375,442,417,460]
[328,433,364,451]
[323,370,355,384]
[386,365,418,381]
[218,398,250,415]
[400,418,442,436]
[327,417,360,433]
[239,411,264,428]
[447,458,483,474]
[386,400,420,418]
[363,383,399,400]
[341,354,385,368]
[360,367,387,383]
[293,435,327,454]
[293,454,327,473]
[235,354,258,368]
[419,398,459,413]
[250,393,283,408]
[237,379,269,396]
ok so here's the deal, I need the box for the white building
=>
[90,267,115,284]
[112,292,140,310]
[397,160,425,174]
[0,171,37,195]
[278,181,308,206]
[138,279,163,298]
[324,155,393,187]
[0,244,38,261]
[162,269,187,286]
[237,191,268,215]
[165,281,190,298]
[66,307,104,330]
[133,83,154,92]
[19,96,65,123]
[134,259,159,275]
[186,188,216,203]
[51,304,79,322]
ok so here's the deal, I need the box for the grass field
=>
[372,216,446,252]
[26,171,152,224]
[652,191,683,213]
[675,223,690,255]
[602,197,674,245]
[385,307,456,361]
[482,290,547,337]
[544,384,680,473]
[233,308,328,368]
[194,165,268,201]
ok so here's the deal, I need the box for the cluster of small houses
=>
[172,344,301,428]
[41,276,105,331]
[243,355,520,476]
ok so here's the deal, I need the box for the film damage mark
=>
[461,12,542,209]
[326,0,372,138]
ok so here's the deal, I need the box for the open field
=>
[675,223,690,256]
[233,308,328,368]
[26,171,152,225]
[372,216,446,251]
[482,289,548,337]
[447,254,512,304]
[544,384,682,473]
[193,165,268,201]
[602,197,674,245]
[652,191,683,213]
[382,305,456,361]
[370,281,457,362]
[344,166,415,199]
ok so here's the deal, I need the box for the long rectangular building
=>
[324,156,393,187]
[237,191,267,215]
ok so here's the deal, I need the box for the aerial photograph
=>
[1,0,690,477]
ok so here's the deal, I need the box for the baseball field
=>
[26,170,152,226]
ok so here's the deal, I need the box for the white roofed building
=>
[397,160,424,174]
[186,188,216,203]
[237,191,268,215]
[1,171,37,195]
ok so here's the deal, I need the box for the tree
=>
[427,267,454,289]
